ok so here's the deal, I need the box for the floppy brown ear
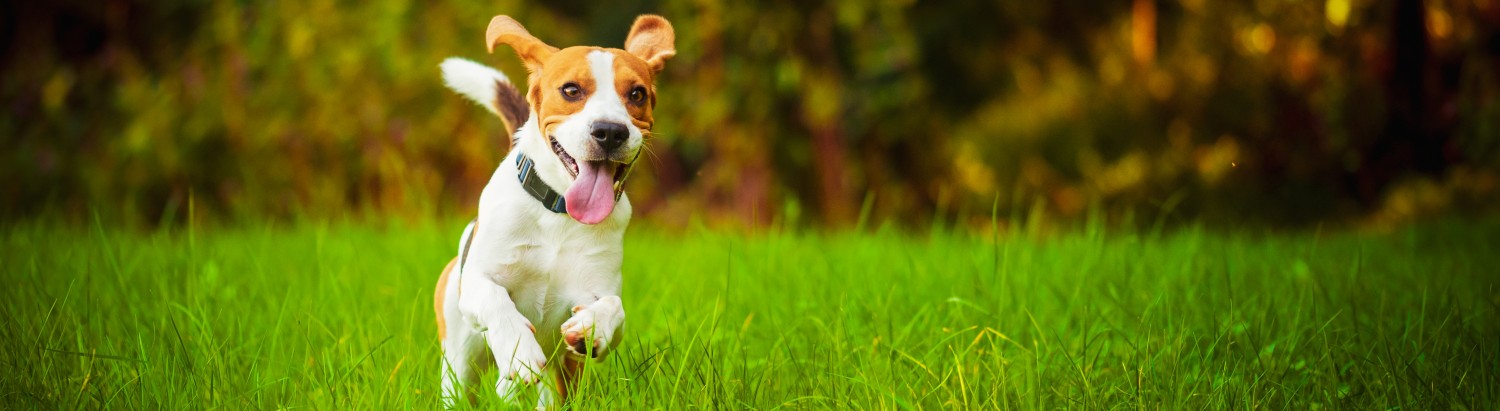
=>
[487,15,557,72]
[624,15,676,73]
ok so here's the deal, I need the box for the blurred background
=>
[3,0,1498,231]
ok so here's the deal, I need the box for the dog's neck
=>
[512,119,574,197]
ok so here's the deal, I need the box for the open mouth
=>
[548,135,629,186]
[549,135,635,225]
[550,136,581,177]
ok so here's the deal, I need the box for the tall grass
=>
[2,218,1496,409]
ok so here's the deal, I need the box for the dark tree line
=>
[3,0,1497,228]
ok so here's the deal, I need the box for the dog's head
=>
[487,15,675,224]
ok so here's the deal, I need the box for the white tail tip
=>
[440,57,510,116]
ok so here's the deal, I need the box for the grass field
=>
[2,218,1497,409]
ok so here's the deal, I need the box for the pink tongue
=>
[564,161,618,224]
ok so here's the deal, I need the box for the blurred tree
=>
[2,0,1496,228]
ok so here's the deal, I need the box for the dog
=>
[432,14,674,408]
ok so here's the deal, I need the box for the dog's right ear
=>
[624,15,676,73]
[486,15,557,72]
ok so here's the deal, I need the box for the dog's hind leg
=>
[439,325,489,408]
[439,254,493,408]
[534,354,585,409]
[435,258,457,340]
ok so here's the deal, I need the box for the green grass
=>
[2,218,1497,409]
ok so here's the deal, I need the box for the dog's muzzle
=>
[590,121,629,151]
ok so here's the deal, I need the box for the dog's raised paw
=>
[561,302,624,359]
[561,305,603,358]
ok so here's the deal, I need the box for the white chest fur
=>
[458,119,630,348]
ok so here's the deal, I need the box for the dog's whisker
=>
[643,144,663,164]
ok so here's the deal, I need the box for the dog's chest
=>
[501,234,595,287]
[490,224,620,339]
[480,206,621,299]
[468,149,629,330]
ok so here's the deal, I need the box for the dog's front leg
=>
[458,279,548,400]
[560,295,625,359]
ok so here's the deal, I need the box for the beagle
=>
[433,14,674,408]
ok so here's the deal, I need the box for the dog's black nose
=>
[590,122,629,151]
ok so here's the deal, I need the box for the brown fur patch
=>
[435,257,457,340]
[486,15,557,72]
[532,47,599,138]
[606,49,658,131]
[624,15,676,73]
[495,80,529,138]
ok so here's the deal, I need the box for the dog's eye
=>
[628,86,647,104]
[560,83,583,101]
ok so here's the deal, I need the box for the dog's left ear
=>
[487,15,557,73]
[624,15,676,73]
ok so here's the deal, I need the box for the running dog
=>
[433,14,674,408]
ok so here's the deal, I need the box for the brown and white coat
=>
[433,14,674,409]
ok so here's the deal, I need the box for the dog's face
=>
[488,15,675,224]
[531,47,655,171]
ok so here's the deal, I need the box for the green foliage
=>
[2,219,1497,408]
[3,1,1498,227]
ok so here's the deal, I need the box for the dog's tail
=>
[440,57,530,134]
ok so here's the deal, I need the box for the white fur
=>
[440,57,512,116]
[438,57,633,409]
